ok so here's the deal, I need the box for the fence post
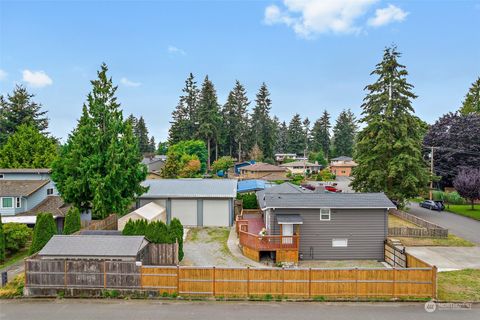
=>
[392,267,396,299]
[176,265,180,295]
[432,266,437,299]
[24,259,28,288]
[64,260,67,289]
[282,268,285,297]
[103,261,107,289]
[212,267,216,297]
[308,268,312,298]
[355,268,358,300]
[247,267,250,297]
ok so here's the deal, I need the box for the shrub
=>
[3,223,32,254]
[445,191,466,205]
[0,219,5,262]
[63,207,81,235]
[29,213,57,254]
[134,219,148,235]
[236,193,258,209]
[122,219,136,235]
[169,218,184,261]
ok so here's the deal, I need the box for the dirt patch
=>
[298,260,385,268]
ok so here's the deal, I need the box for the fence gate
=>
[384,240,407,268]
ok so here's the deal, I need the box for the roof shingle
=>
[0,180,49,197]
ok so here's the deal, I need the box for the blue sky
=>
[1,0,479,142]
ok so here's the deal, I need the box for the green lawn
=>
[394,235,474,247]
[0,249,29,270]
[438,269,480,302]
[445,205,480,221]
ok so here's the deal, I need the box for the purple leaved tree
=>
[453,168,480,210]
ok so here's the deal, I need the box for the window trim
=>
[320,208,331,221]
[332,238,348,247]
[1,197,14,209]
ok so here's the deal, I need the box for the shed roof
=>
[263,192,395,209]
[127,202,165,220]
[38,235,148,258]
[140,179,237,198]
[0,168,51,174]
[237,179,266,193]
[0,180,49,197]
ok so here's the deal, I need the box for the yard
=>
[445,205,480,221]
[437,269,480,302]
[298,260,385,268]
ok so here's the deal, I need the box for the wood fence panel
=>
[283,269,309,297]
[214,268,248,297]
[145,243,178,265]
[395,269,434,297]
[179,267,214,296]
[248,269,283,296]
[105,261,140,288]
[356,269,393,297]
[141,266,178,293]
[406,254,431,268]
[25,260,65,287]
[310,269,357,297]
[66,260,104,288]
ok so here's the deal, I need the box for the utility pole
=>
[429,146,435,200]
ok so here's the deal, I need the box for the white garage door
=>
[203,200,230,227]
[171,199,197,226]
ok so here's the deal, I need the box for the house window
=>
[320,208,331,221]
[0,174,3,179]
[15,197,21,208]
[342,170,346,174]
[332,238,348,247]
[1,197,13,208]
[47,188,54,195]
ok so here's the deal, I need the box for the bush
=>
[134,219,148,235]
[63,207,81,235]
[3,223,32,254]
[236,193,259,209]
[29,213,57,254]
[169,218,184,261]
[0,219,5,262]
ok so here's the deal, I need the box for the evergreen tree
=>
[169,218,184,261]
[156,141,168,155]
[250,83,274,159]
[331,109,357,157]
[459,77,480,115]
[148,136,156,153]
[221,80,250,160]
[196,76,221,169]
[0,219,5,262]
[311,110,331,158]
[168,73,200,144]
[63,207,82,235]
[30,213,57,254]
[0,85,49,146]
[126,114,138,128]
[135,116,150,154]
[286,114,305,154]
[51,64,148,219]
[351,46,429,204]
[275,121,288,154]
[0,124,58,168]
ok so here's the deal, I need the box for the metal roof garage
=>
[138,179,237,227]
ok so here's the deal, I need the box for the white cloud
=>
[167,45,186,56]
[368,4,409,27]
[263,0,379,37]
[120,77,141,87]
[0,69,7,81]
[22,70,53,87]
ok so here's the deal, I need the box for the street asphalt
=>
[407,202,480,245]
[0,300,479,320]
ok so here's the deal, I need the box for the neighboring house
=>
[233,160,256,175]
[329,156,357,177]
[138,179,237,227]
[142,155,165,179]
[274,153,297,163]
[118,202,166,231]
[279,160,323,175]
[239,163,289,181]
[37,235,149,261]
[238,185,394,263]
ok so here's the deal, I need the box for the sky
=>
[1,0,479,143]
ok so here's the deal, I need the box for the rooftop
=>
[18,195,70,217]
[279,160,321,167]
[331,156,353,161]
[38,235,149,258]
[241,163,286,172]
[0,180,50,197]
[140,178,237,198]
[0,168,51,174]
[263,192,395,209]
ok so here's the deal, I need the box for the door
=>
[282,224,293,244]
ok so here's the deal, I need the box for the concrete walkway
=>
[227,227,265,268]
[406,246,480,271]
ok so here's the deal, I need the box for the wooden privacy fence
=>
[389,209,448,238]
[140,265,436,299]
[78,214,118,233]
[144,242,179,266]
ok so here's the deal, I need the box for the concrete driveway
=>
[406,247,480,271]
[407,202,480,244]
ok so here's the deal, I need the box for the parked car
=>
[300,184,316,191]
[419,200,444,211]
[325,185,342,193]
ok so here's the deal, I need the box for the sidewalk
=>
[226,227,265,268]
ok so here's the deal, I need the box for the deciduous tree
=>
[453,168,480,210]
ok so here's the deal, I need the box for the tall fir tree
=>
[196,76,221,169]
[135,116,150,154]
[51,64,147,219]
[276,121,288,154]
[331,109,357,157]
[286,114,305,154]
[250,83,275,160]
[168,73,200,144]
[351,46,429,204]
[303,117,311,154]
[221,80,250,160]
[0,85,49,146]
[311,110,331,158]
[148,136,156,153]
[459,77,480,115]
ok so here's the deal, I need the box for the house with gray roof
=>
[138,179,237,227]
[247,185,395,262]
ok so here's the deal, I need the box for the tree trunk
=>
[238,141,242,162]
[207,138,211,171]
[472,199,475,211]
[215,142,218,161]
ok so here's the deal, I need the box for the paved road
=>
[407,203,480,244]
[1,300,478,320]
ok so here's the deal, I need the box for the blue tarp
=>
[237,179,273,193]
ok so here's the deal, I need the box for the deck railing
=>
[238,230,299,251]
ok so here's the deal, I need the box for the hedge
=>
[29,213,57,254]
[63,207,81,235]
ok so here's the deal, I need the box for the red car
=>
[325,185,342,193]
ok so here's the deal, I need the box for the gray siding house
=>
[257,185,395,261]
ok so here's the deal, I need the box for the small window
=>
[47,188,54,195]
[0,174,4,179]
[15,197,21,208]
[1,197,13,208]
[332,239,348,247]
[320,208,331,221]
